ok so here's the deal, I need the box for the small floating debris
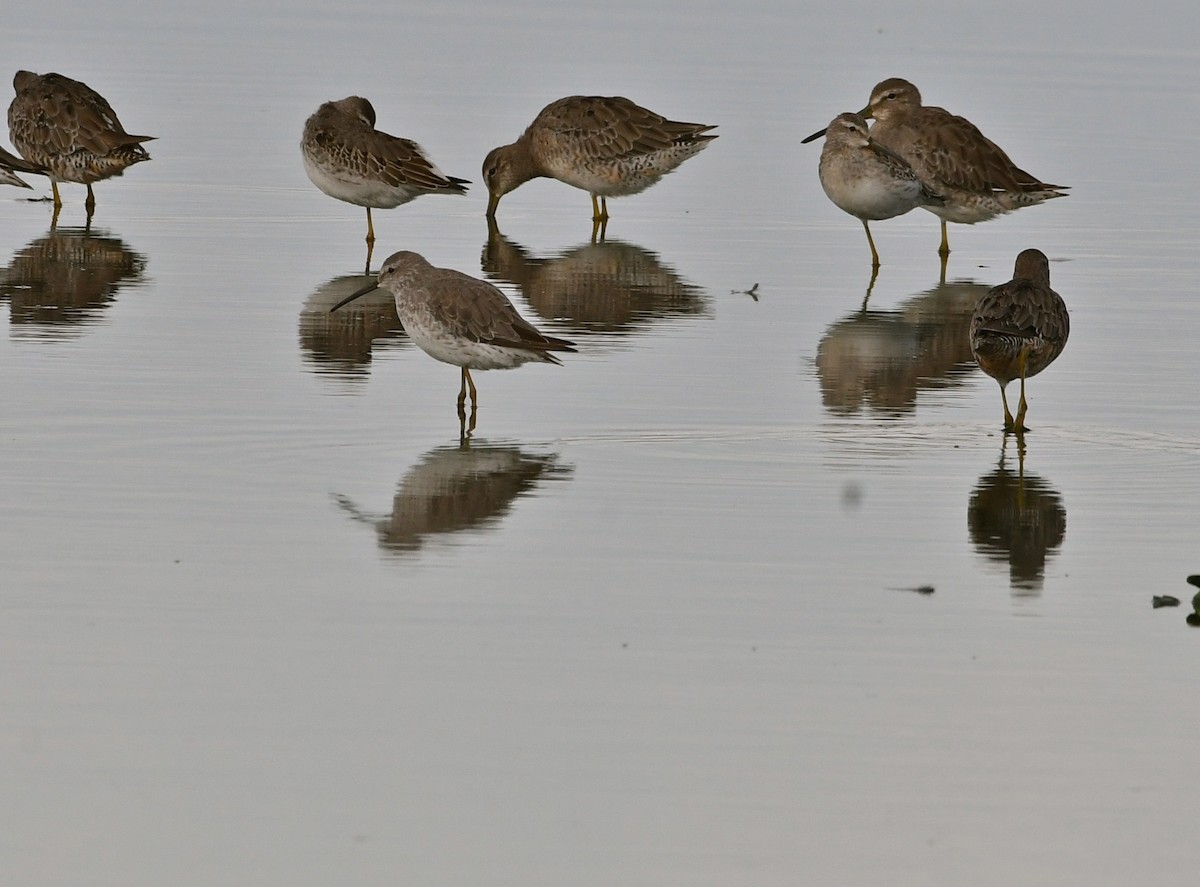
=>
[730,282,760,301]
[889,585,935,595]
[1152,595,1180,608]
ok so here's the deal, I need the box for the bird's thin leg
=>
[458,403,477,442]
[862,220,881,269]
[590,194,603,223]
[1014,349,1031,433]
[937,219,950,258]
[364,238,374,275]
[85,183,96,217]
[50,179,63,210]
[1000,382,1015,432]
[938,250,949,285]
[457,368,468,411]
[465,368,478,408]
[365,207,376,245]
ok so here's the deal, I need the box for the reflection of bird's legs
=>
[362,210,377,274]
[1013,348,1031,433]
[861,264,879,311]
[861,220,880,269]
[938,219,951,257]
[1015,430,1027,509]
[590,194,609,242]
[457,369,479,440]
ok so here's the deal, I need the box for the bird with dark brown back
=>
[8,70,154,216]
[970,249,1070,434]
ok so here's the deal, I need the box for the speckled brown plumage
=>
[301,97,468,247]
[7,70,153,210]
[970,248,1069,432]
[483,95,716,226]
[859,79,1068,256]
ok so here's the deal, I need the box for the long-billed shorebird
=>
[483,95,716,235]
[970,248,1069,433]
[301,97,469,253]
[802,112,943,268]
[329,250,575,419]
[7,71,154,214]
[806,78,1068,258]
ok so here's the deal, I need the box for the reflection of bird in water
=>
[1,142,45,189]
[298,273,408,379]
[481,223,708,339]
[816,277,990,416]
[967,437,1066,594]
[0,226,147,336]
[330,250,575,427]
[334,442,571,554]
[801,112,943,268]
[971,248,1069,434]
[853,77,1068,258]
[7,70,154,217]
[301,96,469,270]
[482,95,716,238]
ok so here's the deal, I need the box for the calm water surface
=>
[3,1,1200,884]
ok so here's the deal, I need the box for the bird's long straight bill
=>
[329,279,381,313]
[800,127,827,144]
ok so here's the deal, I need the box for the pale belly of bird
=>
[302,151,419,208]
[823,168,927,221]
[400,306,542,371]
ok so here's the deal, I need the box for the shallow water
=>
[3,1,1200,884]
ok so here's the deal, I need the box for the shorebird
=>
[301,97,469,250]
[970,248,1069,433]
[0,143,44,189]
[802,112,943,267]
[7,71,153,214]
[482,95,716,234]
[329,250,575,419]
[805,78,1068,257]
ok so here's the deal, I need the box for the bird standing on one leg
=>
[970,248,1069,433]
[802,112,943,268]
[301,97,469,267]
[850,78,1068,258]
